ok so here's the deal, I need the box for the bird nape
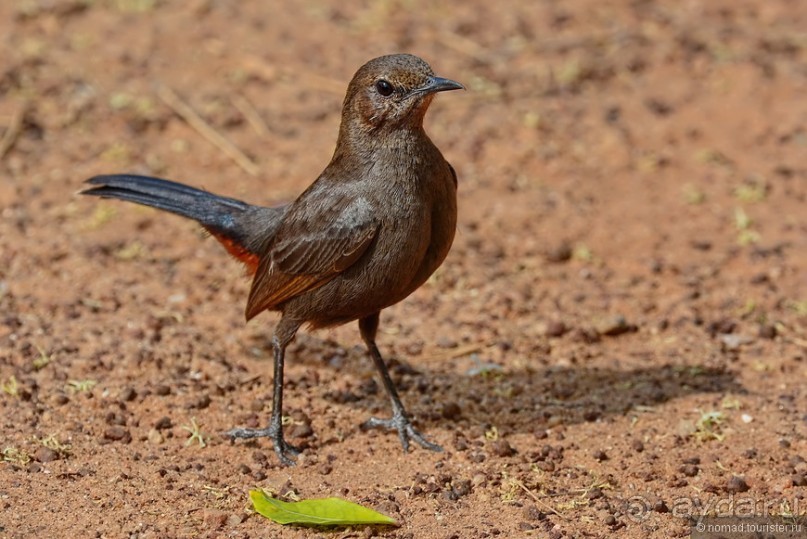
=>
[82,53,464,466]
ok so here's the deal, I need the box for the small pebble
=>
[154,416,172,430]
[154,385,171,396]
[544,321,567,338]
[653,500,669,513]
[103,426,132,443]
[583,410,601,422]
[680,464,699,477]
[249,399,264,412]
[594,315,633,336]
[490,440,516,457]
[631,439,644,452]
[586,487,603,500]
[35,447,60,463]
[522,505,544,521]
[593,450,608,461]
[288,423,314,439]
[147,429,164,445]
[726,476,750,493]
[119,387,137,402]
[202,509,228,530]
[454,479,472,497]
[534,461,555,472]
[758,324,777,340]
[441,402,462,421]
[545,243,572,263]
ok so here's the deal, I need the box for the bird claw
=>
[362,413,443,453]
[224,426,301,466]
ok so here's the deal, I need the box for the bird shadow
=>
[248,333,744,438]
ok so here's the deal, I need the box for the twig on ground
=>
[157,84,259,176]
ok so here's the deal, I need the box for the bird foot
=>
[224,425,301,466]
[361,412,443,453]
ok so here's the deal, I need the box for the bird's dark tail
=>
[82,174,282,273]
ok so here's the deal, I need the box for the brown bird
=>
[82,54,463,465]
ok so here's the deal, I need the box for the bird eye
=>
[375,79,394,97]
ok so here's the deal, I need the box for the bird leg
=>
[359,313,442,452]
[225,318,302,466]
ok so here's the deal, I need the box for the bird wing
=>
[245,195,379,320]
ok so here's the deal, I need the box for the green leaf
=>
[249,490,398,527]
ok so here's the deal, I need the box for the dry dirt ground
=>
[1,1,806,538]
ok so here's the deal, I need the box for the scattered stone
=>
[758,324,777,340]
[593,450,608,462]
[593,315,634,336]
[583,410,601,422]
[573,327,601,344]
[147,429,164,445]
[522,505,545,521]
[586,487,603,500]
[534,461,555,473]
[202,509,228,530]
[544,320,568,338]
[490,440,516,457]
[154,416,172,430]
[792,473,807,487]
[680,464,699,477]
[252,470,267,481]
[35,447,60,463]
[631,439,644,453]
[653,500,670,513]
[725,475,750,493]
[105,411,126,426]
[454,479,472,497]
[249,399,264,412]
[453,436,468,451]
[238,464,251,475]
[103,426,132,443]
[441,402,462,421]
[52,393,69,406]
[471,473,487,488]
[252,451,268,466]
[188,394,211,409]
[154,384,171,396]
[707,318,737,336]
[545,243,572,263]
[288,423,314,439]
[720,333,753,350]
[119,387,137,402]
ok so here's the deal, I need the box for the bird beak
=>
[418,76,465,95]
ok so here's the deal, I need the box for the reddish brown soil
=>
[1,1,806,538]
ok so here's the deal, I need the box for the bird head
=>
[341,54,463,136]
